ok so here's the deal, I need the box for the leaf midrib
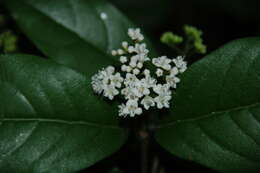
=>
[159,102,260,128]
[0,117,121,129]
[0,67,121,130]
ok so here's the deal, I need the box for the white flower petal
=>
[122,41,128,49]
[173,56,187,73]
[141,96,155,110]
[100,12,107,20]
[117,49,124,55]
[156,69,163,77]
[120,56,128,63]
[133,68,140,75]
[111,50,117,56]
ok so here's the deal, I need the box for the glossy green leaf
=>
[5,0,158,78]
[0,54,126,172]
[4,0,135,78]
[156,38,260,172]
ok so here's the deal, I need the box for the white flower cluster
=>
[91,28,187,117]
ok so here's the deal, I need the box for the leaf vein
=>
[0,118,120,129]
[197,122,258,163]
[160,102,260,128]
[2,122,39,160]
[230,113,260,146]
[30,126,72,169]
[248,109,260,124]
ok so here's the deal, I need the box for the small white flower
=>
[134,43,149,55]
[133,68,140,75]
[124,73,138,87]
[153,84,172,109]
[141,75,156,88]
[100,12,108,20]
[152,56,172,70]
[121,87,128,96]
[111,50,117,56]
[91,66,119,97]
[118,104,127,117]
[179,65,187,73]
[122,41,128,49]
[166,75,180,88]
[133,80,150,97]
[121,87,130,98]
[154,95,172,109]
[137,62,143,69]
[131,55,139,62]
[153,84,171,96]
[121,87,137,100]
[143,69,150,76]
[129,53,149,63]
[91,73,104,94]
[128,28,144,41]
[122,65,132,73]
[124,99,143,117]
[110,72,123,88]
[91,81,103,94]
[173,56,187,73]
[128,46,135,53]
[156,68,163,77]
[137,53,150,62]
[106,66,115,74]
[120,56,128,63]
[170,67,179,76]
[117,49,124,55]
[95,67,113,85]
[121,65,127,71]
[126,66,132,72]
[129,58,137,68]
[141,96,155,110]
[103,85,119,100]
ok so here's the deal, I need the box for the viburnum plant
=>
[0,0,259,173]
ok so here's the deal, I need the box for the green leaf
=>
[0,54,126,172]
[4,0,155,78]
[156,38,260,172]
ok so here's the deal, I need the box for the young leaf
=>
[0,54,127,172]
[4,0,156,78]
[156,38,260,172]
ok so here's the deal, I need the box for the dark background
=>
[1,0,259,172]
[110,0,260,55]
